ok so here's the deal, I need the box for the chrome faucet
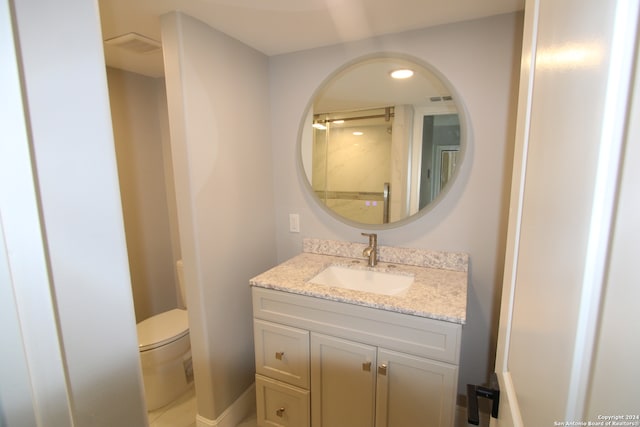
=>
[361,233,378,267]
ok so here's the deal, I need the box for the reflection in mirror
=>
[300,55,464,227]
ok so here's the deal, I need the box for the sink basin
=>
[308,265,414,296]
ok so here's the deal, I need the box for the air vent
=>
[429,95,454,103]
[104,33,161,54]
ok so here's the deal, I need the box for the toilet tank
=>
[176,259,187,309]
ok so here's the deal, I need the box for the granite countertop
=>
[250,239,468,325]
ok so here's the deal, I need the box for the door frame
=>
[491,0,640,425]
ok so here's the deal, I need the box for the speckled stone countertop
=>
[250,239,468,324]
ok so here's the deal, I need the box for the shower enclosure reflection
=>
[312,107,396,224]
[310,107,460,225]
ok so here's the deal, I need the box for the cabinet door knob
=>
[275,352,285,360]
[378,364,388,376]
[362,361,372,372]
[276,407,286,417]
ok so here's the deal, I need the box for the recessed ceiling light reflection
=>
[353,131,364,136]
[390,69,414,79]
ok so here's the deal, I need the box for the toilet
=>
[136,259,193,411]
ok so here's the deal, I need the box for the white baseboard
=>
[196,383,256,427]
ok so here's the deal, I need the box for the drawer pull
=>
[362,361,372,372]
[275,352,285,360]
[276,407,286,417]
[378,364,388,376]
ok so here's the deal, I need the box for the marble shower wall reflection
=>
[312,107,399,224]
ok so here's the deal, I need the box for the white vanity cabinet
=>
[252,287,462,427]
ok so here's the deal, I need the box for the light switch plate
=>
[289,214,300,233]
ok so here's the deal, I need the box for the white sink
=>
[308,265,414,296]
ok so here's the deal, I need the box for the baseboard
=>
[196,383,256,427]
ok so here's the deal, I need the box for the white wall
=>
[4,0,147,425]
[107,68,179,322]
[269,12,523,394]
[161,12,277,422]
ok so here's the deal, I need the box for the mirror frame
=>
[296,52,471,230]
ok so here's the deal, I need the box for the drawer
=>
[254,319,310,388]
[256,374,310,427]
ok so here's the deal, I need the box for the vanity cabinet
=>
[252,287,462,427]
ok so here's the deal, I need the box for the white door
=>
[491,0,640,425]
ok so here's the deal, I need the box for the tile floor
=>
[147,388,485,427]
[147,386,197,427]
[146,386,257,427]
[236,412,258,427]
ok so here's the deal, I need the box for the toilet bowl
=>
[136,260,192,411]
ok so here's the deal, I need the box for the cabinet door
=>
[375,348,457,427]
[311,333,376,427]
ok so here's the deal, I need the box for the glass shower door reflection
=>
[312,108,393,224]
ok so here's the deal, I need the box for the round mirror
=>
[299,54,468,229]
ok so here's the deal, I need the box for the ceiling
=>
[99,0,524,77]
[314,57,452,113]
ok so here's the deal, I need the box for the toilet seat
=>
[137,309,189,352]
